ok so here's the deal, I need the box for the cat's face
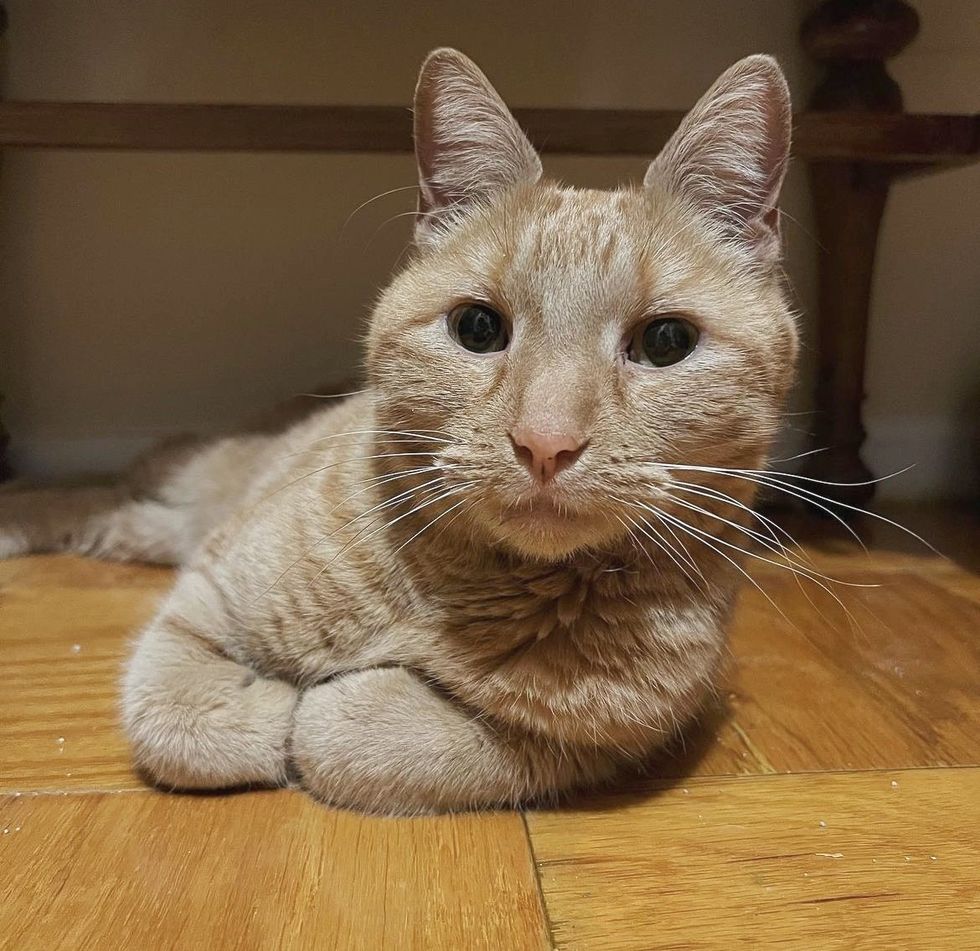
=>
[368,50,796,561]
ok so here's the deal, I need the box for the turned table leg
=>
[800,0,919,507]
[806,162,892,506]
[0,1,10,482]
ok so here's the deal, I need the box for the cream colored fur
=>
[0,50,797,814]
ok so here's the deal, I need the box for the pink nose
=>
[510,427,587,484]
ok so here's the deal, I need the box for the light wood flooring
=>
[1,505,978,949]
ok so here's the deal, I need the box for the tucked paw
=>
[290,668,536,815]
[124,671,299,790]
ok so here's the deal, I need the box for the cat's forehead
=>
[498,186,643,268]
[475,185,693,321]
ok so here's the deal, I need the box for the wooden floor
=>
[1,505,978,949]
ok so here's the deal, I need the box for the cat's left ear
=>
[645,55,791,262]
[413,48,542,246]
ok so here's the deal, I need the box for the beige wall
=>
[0,0,976,498]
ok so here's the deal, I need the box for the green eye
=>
[629,316,699,367]
[448,303,509,354]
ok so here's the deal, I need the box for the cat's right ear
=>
[413,48,542,246]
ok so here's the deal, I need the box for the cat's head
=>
[367,49,797,561]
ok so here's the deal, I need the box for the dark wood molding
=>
[0,100,975,166]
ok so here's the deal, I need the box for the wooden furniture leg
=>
[801,0,919,507]
[0,1,10,482]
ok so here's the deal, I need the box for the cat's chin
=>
[483,505,617,562]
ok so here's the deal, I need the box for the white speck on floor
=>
[890,780,899,788]
[930,855,938,861]
[818,820,827,828]
[71,644,81,654]
[816,852,843,859]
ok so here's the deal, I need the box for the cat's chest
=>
[421,561,659,665]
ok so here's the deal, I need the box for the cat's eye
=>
[448,303,509,354]
[628,317,699,368]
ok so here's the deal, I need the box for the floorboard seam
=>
[521,811,558,951]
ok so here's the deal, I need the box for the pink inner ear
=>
[413,49,542,241]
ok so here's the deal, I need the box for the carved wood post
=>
[801,0,919,506]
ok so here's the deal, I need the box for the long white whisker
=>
[622,511,709,595]
[668,479,841,626]
[742,471,942,556]
[657,465,866,549]
[342,183,416,230]
[669,480,810,565]
[317,482,475,578]
[249,472,452,602]
[651,507,800,630]
[655,506,864,627]
[389,496,472,559]
[744,464,915,490]
[664,494,878,590]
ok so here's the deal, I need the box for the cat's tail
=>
[0,482,187,564]
[0,434,219,566]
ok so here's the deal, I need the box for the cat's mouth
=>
[500,495,574,525]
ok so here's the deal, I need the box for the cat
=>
[0,49,796,814]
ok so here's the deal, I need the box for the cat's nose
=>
[509,427,587,484]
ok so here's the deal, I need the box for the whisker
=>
[668,480,811,565]
[650,507,801,631]
[622,510,709,596]
[249,471,452,602]
[664,493,877,590]
[298,428,453,447]
[664,479,845,625]
[342,183,417,231]
[767,446,829,464]
[295,388,368,401]
[389,496,472,559]
[657,464,866,549]
[746,470,941,556]
[655,505,863,630]
[313,482,476,581]
[748,464,914,490]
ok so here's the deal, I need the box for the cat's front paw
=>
[123,662,300,791]
[290,667,516,815]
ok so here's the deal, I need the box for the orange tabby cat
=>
[0,49,796,814]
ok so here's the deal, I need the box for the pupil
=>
[460,307,499,350]
[644,318,692,365]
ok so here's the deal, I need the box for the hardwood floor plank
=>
[528,768,980,951]
[0,556,171,790]
[0,790,549,951]
[657,570,980,779]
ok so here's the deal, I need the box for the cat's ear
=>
[413,48,542,245]
[645,55,791,262]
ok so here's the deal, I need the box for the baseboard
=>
[864,415,979,501]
